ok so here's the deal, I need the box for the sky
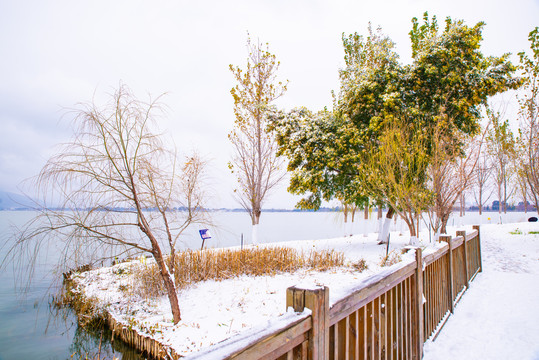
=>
[1,0,538,209]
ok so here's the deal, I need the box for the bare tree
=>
[5,85,207,324]
[515,166,531,212]
[486,106,516,216]
[428,116,484,235]
[472,153,494,215]
[518,27,539,214]
[229,35,287,243]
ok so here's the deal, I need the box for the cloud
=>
[0,0,538,207]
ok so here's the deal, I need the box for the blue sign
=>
[199,229,211,240]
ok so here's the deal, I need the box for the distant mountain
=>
[0,191,35,210]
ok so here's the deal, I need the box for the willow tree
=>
[7,85,207,324]
[229,36,287,243]
[359,118,433,244]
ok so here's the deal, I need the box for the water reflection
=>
[69,325,144,360]
[0,211,146,360]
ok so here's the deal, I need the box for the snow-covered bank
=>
[72,220,539,358]
[423,222,539,360]
[73,228,421,356]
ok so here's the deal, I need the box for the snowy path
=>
[423,222,539,360]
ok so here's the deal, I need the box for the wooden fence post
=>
[413,248,424,359]
[305,286,329,360]
[286,286,306,313]
[286,286,329,360]
[439,235,454,313]
[472,225,482,273]
[456,230,469,288]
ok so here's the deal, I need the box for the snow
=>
[73,220,539,358]
[182,309,311,360]
[423,222,539,360]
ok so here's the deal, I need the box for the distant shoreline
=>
[1,207,537,213]
[0,207,341,212]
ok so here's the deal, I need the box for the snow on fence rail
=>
[187,225,482,360]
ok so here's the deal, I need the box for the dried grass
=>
[379,250,402,267]
[132,247,346,299]
[351,258,369,272]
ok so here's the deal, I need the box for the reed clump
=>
[56,277,106,328]
[133,247,346,299]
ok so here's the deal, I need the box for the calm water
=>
[0,209,533,359]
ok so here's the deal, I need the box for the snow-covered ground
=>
[75,231,414,356]
[423,221,539,360]
[74,220,539,358]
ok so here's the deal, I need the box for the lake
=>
[0,209,534,359]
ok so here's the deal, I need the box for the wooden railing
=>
[186,226,482,360]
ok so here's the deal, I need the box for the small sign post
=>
[199,229,211,250]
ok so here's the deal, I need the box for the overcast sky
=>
[1,0,538,208]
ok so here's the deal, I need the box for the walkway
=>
[423,222,539,360]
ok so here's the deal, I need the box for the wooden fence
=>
[186,225,482,360]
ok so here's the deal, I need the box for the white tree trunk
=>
[376,217,384,240]
[363,220,369,237]
[378,217,392,243]
[409,236,418,246]
[251,224,259,245]
[343,220,351,237]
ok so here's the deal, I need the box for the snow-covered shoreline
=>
[72,221,539,358]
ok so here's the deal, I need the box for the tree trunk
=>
[403,216,418,245]
[378,207,395,244]
[154,252,181,324]
[440,213,450,235]
[251,213,260,244]
[251,224,259,244]
[416,212,420,237]
[363,205,369,237]
[502,165,508,214]
[136,202,182,324]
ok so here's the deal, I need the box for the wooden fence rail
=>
[187,226,482,360]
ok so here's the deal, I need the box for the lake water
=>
[0,209,534,359]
